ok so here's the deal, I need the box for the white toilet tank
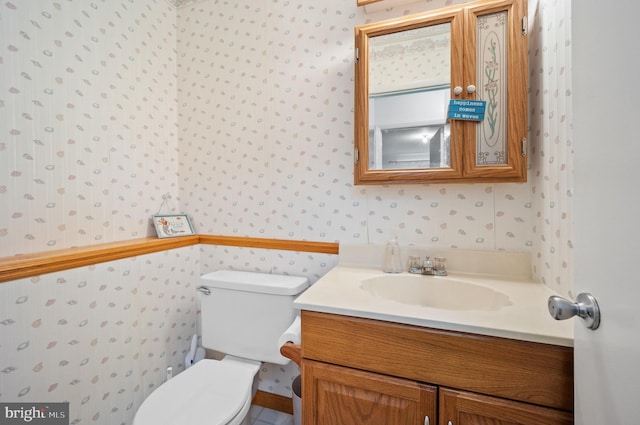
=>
[198,270,309,365]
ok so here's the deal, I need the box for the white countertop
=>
[294,265,574,347]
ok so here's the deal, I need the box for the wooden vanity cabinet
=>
[300,311,573,425]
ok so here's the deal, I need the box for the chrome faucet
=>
[408,256,447,276]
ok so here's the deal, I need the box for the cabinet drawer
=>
[301,311,573,411]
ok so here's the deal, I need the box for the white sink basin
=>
[360,275,512,311]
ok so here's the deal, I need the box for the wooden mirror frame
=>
[354,6,465,185]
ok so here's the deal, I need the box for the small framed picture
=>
[152,214,195,238]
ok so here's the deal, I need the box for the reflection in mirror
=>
[367,23,451,171]
[369,124,450,170]
[368,89,451,170]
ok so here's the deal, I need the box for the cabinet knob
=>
[453,86,463,95]
[424,416,429,425]
[466,84,476,94]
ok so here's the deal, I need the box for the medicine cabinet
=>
[354,0,528,185]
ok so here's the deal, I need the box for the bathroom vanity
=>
[294,260,574,425]
[300,311,572,425]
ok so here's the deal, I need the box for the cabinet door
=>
[354,6,465,185]
[440,388,573,425]
[460,0,528,181]
[303,360,437,425]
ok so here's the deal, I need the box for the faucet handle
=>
[433,257,447,275]
[408,256,423,273]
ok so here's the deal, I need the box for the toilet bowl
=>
[132,270,309,425]
[133,357,260,425]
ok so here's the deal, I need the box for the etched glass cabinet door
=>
[460,0,528,180]
[354,0,527,185]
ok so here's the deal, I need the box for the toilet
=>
[133,270,309,425]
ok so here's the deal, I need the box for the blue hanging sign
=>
[447,99,487,121]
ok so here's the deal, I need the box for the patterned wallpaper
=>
[175,0,573,293]
[0,1,179,256]
[0,0,550,260]
[0,246,200,425]
[528,0,574,294]
[176,0,533,253]
[0,0,573,423]
[368,25,451,94]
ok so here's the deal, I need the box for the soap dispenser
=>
[383,237,402,273]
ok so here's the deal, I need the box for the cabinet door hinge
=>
[522,16,528,36]
[521,138,527,157]
[354,147,359,164]
[354,47,359,64]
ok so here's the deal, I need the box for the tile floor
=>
[248,405,295,425]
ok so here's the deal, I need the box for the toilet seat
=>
[133,359,257,425]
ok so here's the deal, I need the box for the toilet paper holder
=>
[280,342,301,367]
[279,315,302,366]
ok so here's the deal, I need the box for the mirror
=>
[355,7,466,184]
[367,23,451,170]
[354,0,528,185]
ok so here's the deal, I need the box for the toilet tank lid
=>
[200,270,309,296]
